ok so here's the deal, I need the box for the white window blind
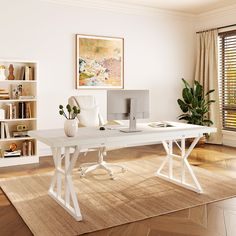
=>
[219,30,236,131]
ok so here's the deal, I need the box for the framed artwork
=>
[76,34,124,89]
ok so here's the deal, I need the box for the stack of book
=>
[0,88,10,100]
[12,130,28,138]
[4,150,21,158]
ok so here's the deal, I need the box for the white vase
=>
[0,68,6,81]
[64,119,78,137]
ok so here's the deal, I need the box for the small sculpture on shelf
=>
[0,65,6,80]
[8,64,15,80]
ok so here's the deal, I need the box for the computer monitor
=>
[107,90,149,132]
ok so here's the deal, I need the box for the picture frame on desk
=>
[76,34,124,90]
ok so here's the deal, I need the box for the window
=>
[219,30,236,131]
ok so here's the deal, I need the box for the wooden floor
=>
[0,144,236,236]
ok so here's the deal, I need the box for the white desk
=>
[29,122,216,221]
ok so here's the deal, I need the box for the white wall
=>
[0,0,195,154]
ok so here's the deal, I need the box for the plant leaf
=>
[206,99,215,104]
[182,78,191,88]
[178,115,191,121]
[182,88,193,104]
[192,97,198,108]
[177,99,189,112]
[205,89,215,96]
[194,81,203,97]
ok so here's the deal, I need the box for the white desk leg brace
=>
[156,137,203,193]
[48,146,82,221]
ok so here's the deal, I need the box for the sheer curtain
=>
[195,29,222,144]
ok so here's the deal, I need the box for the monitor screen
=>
[107,90,149,120]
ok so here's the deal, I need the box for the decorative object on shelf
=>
[3,143,20,158]
[59,104,80,137]
[16,124,28,131]
[11,84,23,99]
[0,65,6,81]
[177,78,215,126]
[9,143,17,151]
[76,34,124,89]
[8,64,15,80]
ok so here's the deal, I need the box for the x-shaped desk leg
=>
[156,136,203,193]
[48,146,82,221]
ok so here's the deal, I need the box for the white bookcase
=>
[0,59,38,167]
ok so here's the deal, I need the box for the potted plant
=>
[59,104,80,137]
[177,78,215,144]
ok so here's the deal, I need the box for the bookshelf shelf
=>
[0,99,36,102]
[0,118,37,122]
[0,60,38,167]
[0,80,36,83]
[0,137,36,142]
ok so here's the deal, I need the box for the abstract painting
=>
[76,34,124,89]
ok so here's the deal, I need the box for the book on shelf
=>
[22,140,34,156]
[0,88,10,100]
[25,102,31,118]
[19,102,25,118]
[4,122,10,138]
[4,150,21,158]
[6,103,12,119]
[19,66,25,80]
[19,102,32,119]
[6,103,17,119]
[0,149,3,158]
[1,122,4,138]
[19,66,34,80]
[12,104,17,119]
[12,131,28,138]
[0,122,10,139]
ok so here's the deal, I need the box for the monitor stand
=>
[120,98,141,133]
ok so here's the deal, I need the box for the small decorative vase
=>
[64,119,78,137]
[0,66,6,81]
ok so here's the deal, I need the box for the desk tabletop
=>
[29,122,216,148]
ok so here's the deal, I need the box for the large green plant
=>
[177,78,215,126]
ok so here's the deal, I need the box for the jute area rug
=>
[1,155,236,236]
